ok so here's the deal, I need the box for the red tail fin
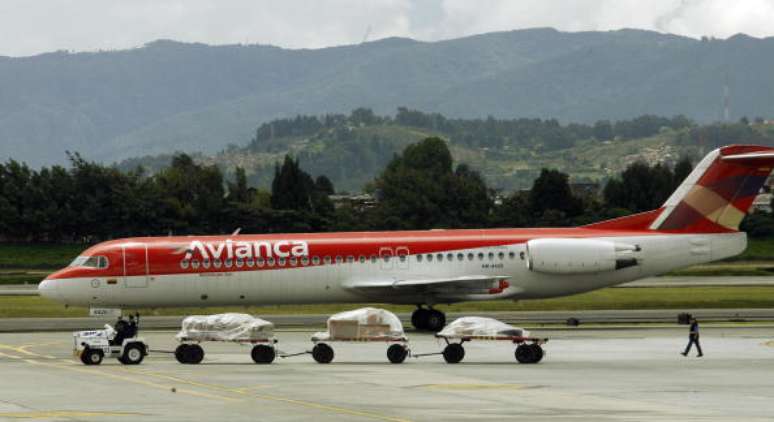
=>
[586,145,774,233]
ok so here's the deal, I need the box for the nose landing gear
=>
[411,306,446,332]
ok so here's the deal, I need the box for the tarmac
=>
[1,308,773,332]
[3,275,774,296]
[0,326,772,421]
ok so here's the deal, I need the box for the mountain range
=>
[2,28,774,167]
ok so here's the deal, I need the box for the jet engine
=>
[525,238,639,275]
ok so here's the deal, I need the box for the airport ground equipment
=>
[174,313,277,364]
[310,307,409,364]
[73,319,148,366]
[429,317,547,364]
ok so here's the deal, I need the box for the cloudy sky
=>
[1,0,773,56]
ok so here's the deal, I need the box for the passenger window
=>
[278,258,286,266]
[383,255,391,262]
[498,252,505,260]
[446,253,453,261]
[214,259,223,268]
[436,253,443,262]
[236,258,244,268]
[191,259,200,269]
[478,252,484,260]
[202,258,211,269]
[312,256,320,265]
[302,257,309,266]
[346,256,354,264]
[359,256,366,263]
[457,253,464,261]
[427,254,433,262]
[267,257,275,267]
[290,257,297,266]
[416,254,423,262]
[324,256,332,264]
[225,259,233,268]
[488,252,494,260]
[467,253,474,261]
[246,258,255,267]
[180,260,190,270]
[508,252,516,259]
[399,255,406,262]
[256,258,264,267]
[335,256,343,264]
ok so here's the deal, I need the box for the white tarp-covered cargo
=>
[313,307,405,341]
[176,313,274,342]
[437,317,530,338]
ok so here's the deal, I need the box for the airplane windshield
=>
[68,255,108,269]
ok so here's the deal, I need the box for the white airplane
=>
[39,145,774,331]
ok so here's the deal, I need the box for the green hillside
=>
[115,109,774,193]
[4,30,774,167]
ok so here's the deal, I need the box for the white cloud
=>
[0,0,773,57]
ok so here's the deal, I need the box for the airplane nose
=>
[38,279,60,301]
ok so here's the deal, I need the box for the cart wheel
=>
[185,344,204,364]
[386,344,408,364]
[515,344,535,364]
[175,344,190,364]
[120,343,145,365]
[251,345,276,364]
[312,343,334,364]
[81,348,103,366]
[529,344,544,363]
[442,343,465,364]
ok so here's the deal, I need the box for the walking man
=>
[681,317,703,357]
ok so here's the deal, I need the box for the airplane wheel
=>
[175,344,190,364]
[386,344,408,364]
[529,344,544,363]
[426,310,446,332]
[184,344,205,364]
[442,343,465,364]
[411,308,429,330]
[251,345,276,364]
[121,343,145,365]
[515,344,537,364]
[312,343,334,364]
[81,348,103,366]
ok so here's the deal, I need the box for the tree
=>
[529,169,582,219]
[270,155,334,217]
[375,137,492,229]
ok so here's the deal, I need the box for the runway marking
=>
[134,369,411,422]
[1,342,406,420]
[0,343,240,403]
[420,383,528,391]
[0,410,140,419]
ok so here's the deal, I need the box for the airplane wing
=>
[344,275,511,295]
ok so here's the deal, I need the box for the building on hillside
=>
[329,193,378,211]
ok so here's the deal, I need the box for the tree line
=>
[249,107,695,152]
[2,137,774,243]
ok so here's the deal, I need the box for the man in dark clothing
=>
[681,317,703,357]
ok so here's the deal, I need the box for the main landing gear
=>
[411,306,446,332]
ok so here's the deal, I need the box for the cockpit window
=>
[69,255,109,269]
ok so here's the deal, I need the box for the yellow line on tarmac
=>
[135,369,412,422]
[3,342,410,422]
[0,410,140,419]
[0,343,239,403]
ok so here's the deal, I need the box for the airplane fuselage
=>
[39,227,746,308]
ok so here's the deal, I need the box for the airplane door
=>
[123,243,149,288]
[395,246,410,270]
[379,247,394,271]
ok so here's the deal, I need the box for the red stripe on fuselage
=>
[48,227,663,280]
